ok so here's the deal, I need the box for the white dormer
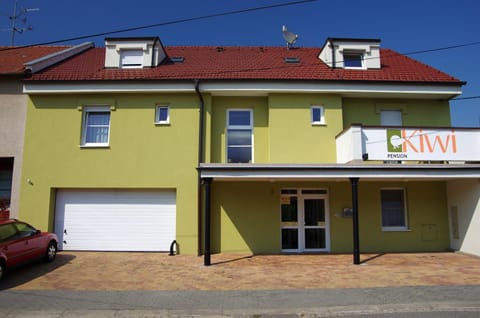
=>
[104,37,166,69]
[319,38,381,69]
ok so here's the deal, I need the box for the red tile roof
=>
[28,46,461,84]
[0,46,70,75]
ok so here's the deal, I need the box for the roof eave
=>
[23,79,462,100]
[198,163,480,181]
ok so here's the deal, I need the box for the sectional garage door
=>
[55,189,176,252]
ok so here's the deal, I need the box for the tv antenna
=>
[5,0,39,46]
[282,25,298,49]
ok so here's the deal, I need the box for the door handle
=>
[64,229,67,235]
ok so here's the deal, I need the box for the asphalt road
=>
[0,285,480,317]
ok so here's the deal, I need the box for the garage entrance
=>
[54,189,176,252]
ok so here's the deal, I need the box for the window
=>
[120,50,143,68]
[81,107,111,147]
[227,109,253,163]
[14,222,37,238]
[381,189,408,230]
[343,52,364,69]
[155,105,170,124]
[284,57,300,64]
[381,110,402,126]
[0,168,13,208]
[169,56,185,63]
[311,106,325,125]
[0,224,17,242]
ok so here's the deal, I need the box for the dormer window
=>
[319,38,381,70]
[120,50,143,68]
[343,52,364,69]
[104,37,167,69]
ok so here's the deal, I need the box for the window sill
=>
[80,144,110,149]
[312,122,327,126]
[154,122,170,126]
[344,66,367,70]
[382,228,411,232]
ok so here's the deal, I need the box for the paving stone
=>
[1,252,480,291]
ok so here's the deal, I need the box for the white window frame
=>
[311,106,326,125]
[343,51,365,69]
[280,188,330,253]
[120,49,143,69]
[81,106,111,147]
[226,109,254,163]
[380,188,409,231]
[155,105,170,125]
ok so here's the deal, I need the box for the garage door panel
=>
[55,190,176,252]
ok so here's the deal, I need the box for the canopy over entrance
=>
[199,163,480,266]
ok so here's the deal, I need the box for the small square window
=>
[343,52,364,69]
[81,106,111,147]
[311,106,325,125]
[155,106,170,124]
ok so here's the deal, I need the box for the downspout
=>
[350,177,360,265]
[331,41,336,69]
[194,79,205,256]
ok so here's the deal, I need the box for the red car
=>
[0,219,58,280]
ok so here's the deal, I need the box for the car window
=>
[0,224,19,242]
[14,222,37,238]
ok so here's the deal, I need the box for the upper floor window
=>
[81,106,111,147]
[155,105,170,124]
[120,50,143,68]
[381,110,402,126]
[343,52,364,69]
[381,189,408,231]
[227,109,253,163]
[311,106,325,125]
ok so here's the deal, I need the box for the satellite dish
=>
[282,25,298,49]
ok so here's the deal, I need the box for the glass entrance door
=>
[281,189,329,252]
[304,198,327,250]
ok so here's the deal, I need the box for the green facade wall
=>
[210,96,269,163]
[342,99,451,127]
[20,91,453,255]
[268,94,343,163]
[19,93,200,254]
[210,94,343,164]
[210,180,450,254]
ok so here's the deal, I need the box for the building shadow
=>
[0,252,76,290]
[211,254,254,266]
[360,253,386,264]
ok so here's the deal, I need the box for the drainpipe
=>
[204,177,212,266]
[350,177,360,265]
[331,41,336,69]
[194,79,205,256]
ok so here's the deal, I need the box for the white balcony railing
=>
[336,125,480,163]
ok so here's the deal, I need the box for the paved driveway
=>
[1,252,480,291]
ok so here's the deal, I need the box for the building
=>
[20,37,480,262]
[0,43,93,220]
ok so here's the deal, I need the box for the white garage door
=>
[55,189,176,252]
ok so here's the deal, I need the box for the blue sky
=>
[1,0,479,127]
